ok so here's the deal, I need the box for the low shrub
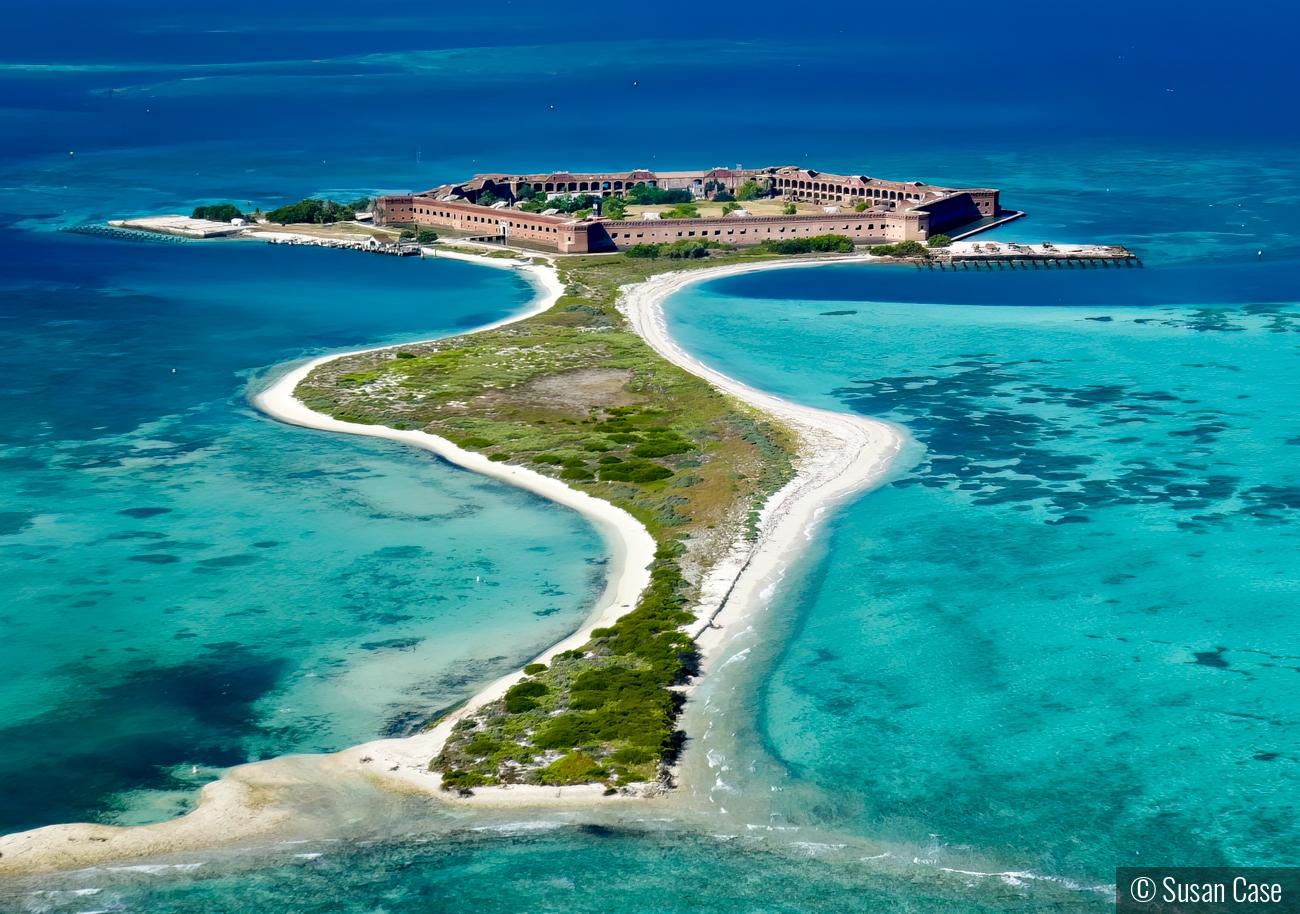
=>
[462,734,502,758]
[503,679,548,713]
[631,438,692,458]
[488,453,510,462]
[598,460,673,483]
[458,436,493,448]
[927,233,953,248]
[869,240,928,257]
[561,466,595,480]
[660,204,699,220]
[610,746,656,765]
[537,752,604,785]
[440,769,495,789]
[662,240,709,259]
[523,663,547,675]
[761,234,855,255]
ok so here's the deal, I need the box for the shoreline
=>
[616,259,906,666]
[0,252,903,877]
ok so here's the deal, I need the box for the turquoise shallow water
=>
[664,262,1300,880]
[0,237,606,833]
[5,4,1300,908]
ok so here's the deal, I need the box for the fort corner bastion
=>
[376,165,1019,254]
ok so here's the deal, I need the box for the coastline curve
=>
[0,253,905,877]
[617,259,907,667]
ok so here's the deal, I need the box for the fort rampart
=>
[376,164,1005,254]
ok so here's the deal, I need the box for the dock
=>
[923,241,1141,270]
[255,231,421,256]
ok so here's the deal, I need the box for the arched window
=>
[568,182,577,191]
[580,182,589,191]
[545,183,554,192]
[608,182,616,190]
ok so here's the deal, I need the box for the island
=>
[0,162,1133,874]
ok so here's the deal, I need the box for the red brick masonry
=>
[377,165,1001,253]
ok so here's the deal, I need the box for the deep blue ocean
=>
[3,2,1300,910]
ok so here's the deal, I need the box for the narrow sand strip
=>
[617,260,906,665]
[0,254,903,875]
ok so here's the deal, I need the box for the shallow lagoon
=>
[666,261,1300,879]
[0,236,607,833]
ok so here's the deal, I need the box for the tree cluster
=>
[761,234,855,255]
[869,240,929,257]
[266,196,371,225]
[624,239,719,260]
[191,203,244,222]
[624,185,694,206]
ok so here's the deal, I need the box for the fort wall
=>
[376,163,1007,253]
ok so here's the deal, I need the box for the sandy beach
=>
[0,253,903,876]
[617,259,905,667]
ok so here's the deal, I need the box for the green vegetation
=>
[660,203,700,219]
[416,229,438,244]
[623,239,722,260]
[854,200,869,212]
[297,248,800,792]
[712,191,736,202]
[267,197,370,225]
[761,234,855,255]
[601,196,628,220]
[782,201,797,215]
[191,203,244,222]
[721,202,741,216]
[520,192,598,215]
[927,233,953,248]
[625,185,693,206]
[735,179,765,201]
[478,189,500,207]
[869,240,929,257]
